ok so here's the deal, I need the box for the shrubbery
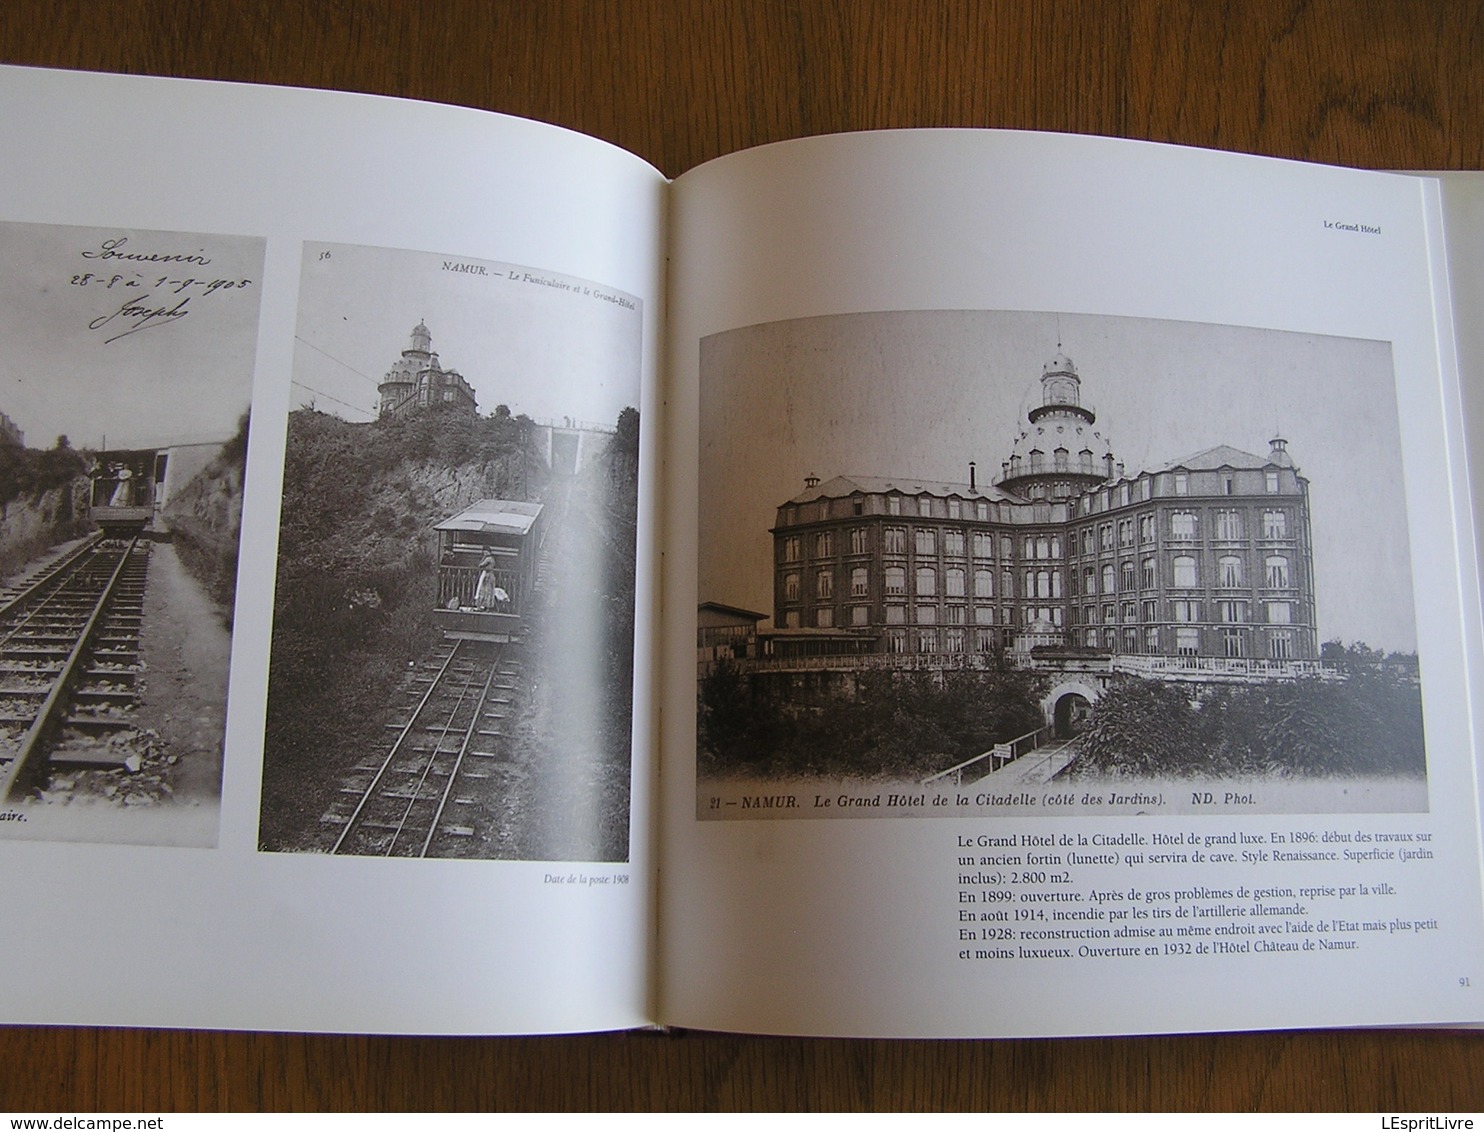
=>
[1074,672,1426,778]
[698,661,1046,779]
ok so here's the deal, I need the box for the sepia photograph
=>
[0,219,261,846]
[696,309,1427,819]
[258,241,641,860]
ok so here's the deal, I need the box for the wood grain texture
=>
[0,0,1481,1112]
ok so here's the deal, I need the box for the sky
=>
[290,241,643,428]
[0,220,262,452]
[698,309,1418,653]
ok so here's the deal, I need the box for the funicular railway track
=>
[324,638,522,856]
[0,533,151,801]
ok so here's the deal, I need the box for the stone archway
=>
[1041,679,1103,738]
[1053,692,1092,738]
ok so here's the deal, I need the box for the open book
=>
[0,64,1481,1039]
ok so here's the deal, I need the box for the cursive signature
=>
[87,294,191,343]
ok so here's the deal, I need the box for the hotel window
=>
[1265,601,1292,625]
[850,566,868,596]
[851,605,870,626]
[919,495,934,517]
[974,568,994,597]
[784,610,800,628]
[884,566,906,595]
[1050,535,1062,557]
[1055,448,1068,472]
[916,528,937,556]
[783,572,800,600]
[1223,475,1235,496]
[944,604,965,624]
[948,498,962,519]
[1101,563,1116,594]
[1122,601,1137,624]
[1023,569,1035,596]
[884,630,906,653]
[885,604,906,625]
[1036,536,1050,559]
[816,569,833,599]
[1215,511,1243,540]
[850,526,869,554]
[916,628,938,653]
[884,526,906,554]
[1218,600,1248,623]
[1171,512,1197,539]
[973,532,994,558]
[852,495,864,515]
[1121,561,1135,592]
[944,628,966,654]
[978,629,998,652]
[1142,601,1157,622]
[782,535,801,562]
[1222,628,1245,657]
[1144,626,1160,652]
[1086,628,1100,647]
[1174,472,1188,496]
[1139,514,1154,543]
[1269,630,1294,659]
[1218,555,1242,587]
[1173,555,1198,588]
[1001,536,1013,557]
[1172,599,1201,622]
[975,501,989,521]
[785,506,797,524]
[1176,627,1199,655]
[815,607,834,628]
[916,566,937,596]
[946,567,966,597]
[1086,605,1099,625]
[1265,471,1280,494]
[1123,628,1138,653]
[1141,557,1157,589]
[1265,556,1290,588]
[916,604,937,625]
[1081,529,1094,554]
[944,530,965,556]
[887,494,901,515]
[1084,566,1096,595]
[975,606,995,625]
[1119,484,1130,507]
[1262,509,1288,538]
[1035,571,1053,599]
[1099,524,1113,550]
[815,531,833,557]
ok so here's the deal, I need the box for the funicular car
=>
[433,499,546,642]
[89,449,163,532]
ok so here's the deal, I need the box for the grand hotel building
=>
[770,352,1317,664]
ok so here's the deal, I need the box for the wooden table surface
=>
[1,0,1481,1112]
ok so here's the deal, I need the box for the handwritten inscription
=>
[71,237,254,344]
[82,236,212,265]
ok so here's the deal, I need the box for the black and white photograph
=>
[258,241,641,860]
[0,219,261,846]
[697,309,1427,819]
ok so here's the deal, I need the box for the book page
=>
[660,130,1484,1037]
[0,66,664,1034]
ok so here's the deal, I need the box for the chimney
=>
[969,461,977,490]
